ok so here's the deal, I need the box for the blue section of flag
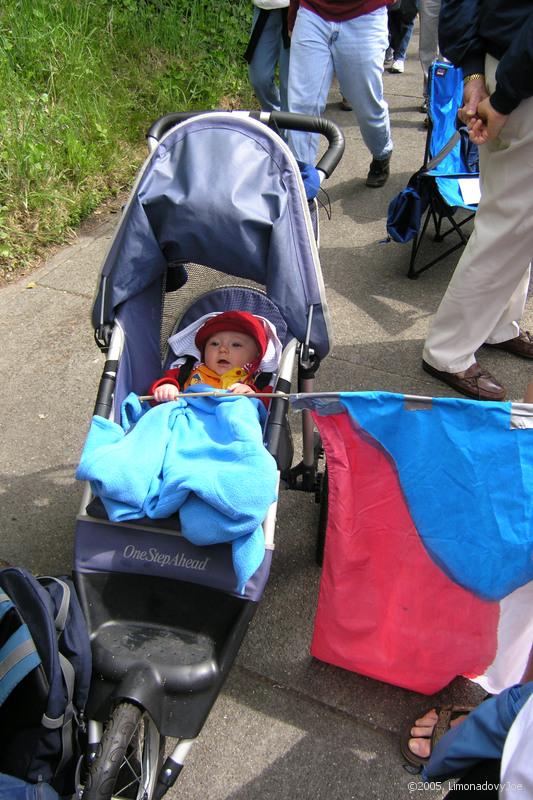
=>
[338,393,533,601]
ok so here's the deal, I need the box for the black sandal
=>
[400,704,475,770]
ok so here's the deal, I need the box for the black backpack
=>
[0,566,92,797]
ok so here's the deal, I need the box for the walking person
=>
[422,0,533,400]
[286,0,394,188]
[245,0,290,113]
[387,0,419,74]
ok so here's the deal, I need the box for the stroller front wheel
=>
[82,702,165,800]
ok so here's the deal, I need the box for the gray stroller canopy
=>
[92,113,331,358]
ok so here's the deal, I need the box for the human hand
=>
[467,97,508,144]
[153,382,179,402]
[228,383,255,395]
[458,77,488,125]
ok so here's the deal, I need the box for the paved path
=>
[1,27,529,800]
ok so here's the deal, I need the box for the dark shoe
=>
[339,96,352,111]
[422,359,507,401]
[366,156,390,188]
[485,329,533,359]
[419,98,428,114]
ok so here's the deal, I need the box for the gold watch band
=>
[463,72,485,84]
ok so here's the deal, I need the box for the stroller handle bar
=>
[146,110,345,179]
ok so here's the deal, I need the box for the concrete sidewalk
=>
[1,28,529,800]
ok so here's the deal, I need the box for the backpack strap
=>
[40,577,70,633]
[0,591,41,705]
[37,578,77,777]
[39,656,76,779]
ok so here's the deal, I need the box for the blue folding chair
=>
[408,60,479,279]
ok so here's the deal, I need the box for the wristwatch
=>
[463,73,485,84]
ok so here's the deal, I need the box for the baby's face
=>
[203,330,260,375]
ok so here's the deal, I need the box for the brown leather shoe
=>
[485,329,533,359]
[422,360,507,401]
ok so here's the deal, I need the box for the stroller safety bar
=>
[146,110,345,179]
[138,390,289,401]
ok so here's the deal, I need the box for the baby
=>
[151,310,280,402]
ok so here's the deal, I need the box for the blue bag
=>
[458,125,479,173]
[386,180,427,244]
[0,567,92,797]
[386,130,461,244]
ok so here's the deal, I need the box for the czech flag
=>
[294,393,533,695]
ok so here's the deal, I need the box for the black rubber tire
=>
[316,465,328,566]
[83,702,165,800]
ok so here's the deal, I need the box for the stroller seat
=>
[91,620,219,693]
[85,495,182,532]
[77,570,256,734]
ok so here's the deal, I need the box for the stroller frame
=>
[75,110,344,800]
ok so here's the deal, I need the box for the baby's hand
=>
[153,383,179,403]
[228,383,255,396]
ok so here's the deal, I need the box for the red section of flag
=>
[311,411,499,694]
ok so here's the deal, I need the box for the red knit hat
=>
[195,311,268,371]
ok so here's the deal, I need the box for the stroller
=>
[74,110,344,799]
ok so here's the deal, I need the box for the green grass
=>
[0,0,255,277]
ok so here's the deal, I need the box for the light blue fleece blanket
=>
[76,389,278,592]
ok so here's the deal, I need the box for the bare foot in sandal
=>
[408,708,468,760]
[401,704,477,768]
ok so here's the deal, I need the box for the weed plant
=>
[0,0,255,277]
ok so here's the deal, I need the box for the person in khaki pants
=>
[421,0,533,401]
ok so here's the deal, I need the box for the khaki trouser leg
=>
[423,55,533,373]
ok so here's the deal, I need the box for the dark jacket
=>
[439,0,533,114]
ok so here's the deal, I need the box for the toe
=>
[408,737,431,759]
[410,723,435,737]
[414,709,438,727]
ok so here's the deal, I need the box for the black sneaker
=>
[365,155,391,188]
